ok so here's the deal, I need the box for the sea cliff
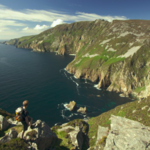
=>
[3,19,150,99]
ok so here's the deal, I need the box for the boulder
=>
[68,126,83,150]
[18,120,57,150]
[0,115,10,130]
[104,115,150,150]
[97,95,101,97]
[7,117,22,126]
[66,101,77,111]
[7,128,18,138]
[77,107,87,114]
[0,128,18,143]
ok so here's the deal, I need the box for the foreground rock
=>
[77,107,87,114]
[0,115,10,130]
[68,126,83,150]
[104,115,150,150]
[52,119,89,150]
[0,128,18,143]
[7,117,22,126]
[18,120,57,150]
[66,101,77,111]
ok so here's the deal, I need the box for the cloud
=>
[0,4,128,23]
[34,25,49,30]
[51,19,64,27]
[22,27,29,30]
[0,20,25,27]
[75,12,127,22]
[0,4,128,39]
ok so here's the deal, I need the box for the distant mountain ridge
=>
[3,19,150,99]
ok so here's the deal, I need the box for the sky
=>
[0,0,150,40]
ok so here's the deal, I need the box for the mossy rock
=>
[0,138,28,150]
[97,136,107,146]
[68,119,89,134]
[51,125,61,134]
[26,130,37,139]
[52,130,73,149]
[3,125,22,136]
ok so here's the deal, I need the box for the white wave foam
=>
[64,68,69,73]
[70,77,79,86]
[61,110,70,121]
[74,75,78,79]
[70,77,80,95]
[69,54,76,56]
[69,114,74,118]
[63,103,70,110]
[94,84,101,90]
[64,72,70,79]
[119,94,125,97]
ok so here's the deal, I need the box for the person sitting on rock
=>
[21,100,34,139]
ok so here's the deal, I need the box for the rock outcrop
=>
[51,119,89,150]
[0,115,10,130]
[0,128,18,143]
[77,107,87,114]
[68,126,83,150]
[66,101,77,111]
[7,117,22,127]
[17,120,57,150]
[104,115,150,150]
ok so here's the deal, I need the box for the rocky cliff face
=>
[3,19,150,99]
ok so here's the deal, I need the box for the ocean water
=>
[0,43,132,126]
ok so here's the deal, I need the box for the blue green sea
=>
[0,42,132,126]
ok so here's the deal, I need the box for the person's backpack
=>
[15,107,24,122]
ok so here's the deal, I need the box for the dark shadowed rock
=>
[0,115,10,130]
[68,126,83,150]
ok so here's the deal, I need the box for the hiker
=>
[21,100,34,139]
